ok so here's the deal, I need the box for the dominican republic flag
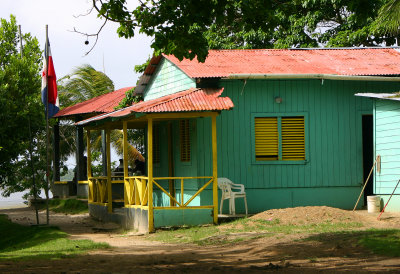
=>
[41,41,59,118]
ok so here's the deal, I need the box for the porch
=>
[84,113,218,232]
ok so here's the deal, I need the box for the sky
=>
[0,0,153,89]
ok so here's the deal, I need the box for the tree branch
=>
[70,17,108,56]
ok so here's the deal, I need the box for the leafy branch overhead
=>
[89,0,399,62]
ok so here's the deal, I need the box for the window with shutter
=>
[254,115,306,162]
[281,117,305,160]
[255,117,278,160]
[180,120,191,162]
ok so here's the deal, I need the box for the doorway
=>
[362,114,373,206]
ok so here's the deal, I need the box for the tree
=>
[0,15,44,196]
[89,0,397,62]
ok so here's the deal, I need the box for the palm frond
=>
[374,0,400,34]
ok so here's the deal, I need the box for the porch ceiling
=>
[76,87,233,128]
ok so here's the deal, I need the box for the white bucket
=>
[367,196,381,213]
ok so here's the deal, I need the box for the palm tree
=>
[56,64,143,176]
[58,64,114,108]
[375,0,400,35]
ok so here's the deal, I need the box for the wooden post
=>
[53,122,60,182]
[86,130,92,178]
[123,121,129,206]
[106,129,112,213]
[212,114,218,224]
[101,130,107,176]
[147,118,154,232]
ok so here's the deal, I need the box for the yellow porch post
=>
[147,118,154,232]
[123,121,129,206]
[106,129,112,213]
[212,113,218,224]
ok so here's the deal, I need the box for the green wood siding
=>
[196,79,400,192]
[143,58,196,101]
[374,99,400,195]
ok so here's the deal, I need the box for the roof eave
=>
[227,74,400,82]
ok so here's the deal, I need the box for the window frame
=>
[251,112,309,165]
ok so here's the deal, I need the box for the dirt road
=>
[1,207,400,273]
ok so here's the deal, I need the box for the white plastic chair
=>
[218,177,248,216]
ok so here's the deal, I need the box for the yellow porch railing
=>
[88,176,108,204]
[88,176,127,205]
[123,176,214,209]
[124,176,149,207]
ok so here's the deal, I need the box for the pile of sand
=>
[250,206,368,225]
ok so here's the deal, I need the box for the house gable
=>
[143,58,196,101]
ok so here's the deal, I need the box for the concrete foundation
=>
[77,184,88,198]
[88,203,149,233]
[53,181,76,198]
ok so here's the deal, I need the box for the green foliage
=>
[94,0,396,62]
[0,214,109,260]
[0,15,45,197]
[115,87,143,110]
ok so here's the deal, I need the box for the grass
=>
[358,229,400,257]
[40,198,88,214]
[0,214,109,261]
[147,218,363,245]
[149,218,400,257]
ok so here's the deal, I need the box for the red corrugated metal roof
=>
[77,87,233,125]
[54,87,133,118]
[163,48,400,78]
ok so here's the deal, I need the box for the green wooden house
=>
[355,93,400,212]
[77,48,400,232]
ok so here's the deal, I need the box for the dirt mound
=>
[250,206,366,225]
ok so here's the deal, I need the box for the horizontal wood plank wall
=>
[374,99,400,194]
[196,79,400,190]
[143,58,196,101]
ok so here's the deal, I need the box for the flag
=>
[41,41,59,118]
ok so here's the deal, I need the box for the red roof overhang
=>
[53,87,133,119]
[77,87,233,126]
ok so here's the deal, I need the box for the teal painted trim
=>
[154,208,213,228]
[215,186,365,214]
[250,112,309,165]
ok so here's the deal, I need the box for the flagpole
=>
[45,25,50,225]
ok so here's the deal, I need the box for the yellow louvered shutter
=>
[255,117,278,161]
[180,120,191,162]
[281,117,305,160]
[153,125,160,164]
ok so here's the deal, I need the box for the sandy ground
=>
[1,206,400,273]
